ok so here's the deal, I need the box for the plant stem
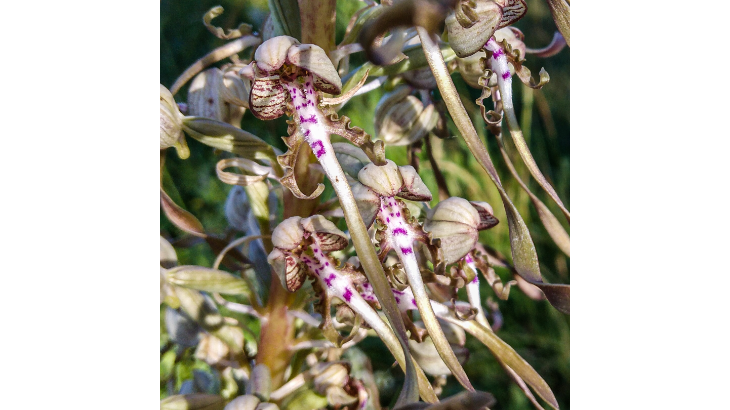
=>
[284,76,424,405]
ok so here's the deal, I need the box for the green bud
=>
[160,84,190,159]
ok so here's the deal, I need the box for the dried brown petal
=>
[469,201,499,230]
[300,215,349,252]
[398,165,432,202]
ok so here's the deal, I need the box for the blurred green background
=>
[161,0,569,408]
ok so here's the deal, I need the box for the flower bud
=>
[160,84,189,159]
[310,363,358,407]
[408,320,469,376]
[456,52,487,89]
[254,35,300,72]
[271,217,304,250]
[374,86,439,146]
[188,68,247,126]
[224,395,260,410]
[446,0,502,58]
[424,197,498,265]
[357,160,403,198]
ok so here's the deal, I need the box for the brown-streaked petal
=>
[469,201,499,230]
[398,165,432,202]
[267,248,305,292]
[300,215,349,252]
[286,44,342,94]
[496,0,527,29]
[254,35,300,72]
[249,68,288,120]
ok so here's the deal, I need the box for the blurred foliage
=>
[161,0,569,408]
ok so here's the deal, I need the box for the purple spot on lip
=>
[502,71,511,80]
[395,296,400,303]
[492,49,504,59]
[471,276,479,284]
[396,212,400,217]
[386,218,390,223]
[325,262,329,266]
[401,247,413,255]
[392,227,407,236]
[325,273,336,287]
[311,140,326,158]
[343,287,353,302]
[411,298,416,306]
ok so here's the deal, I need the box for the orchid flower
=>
[266,215,437,402]
[423,196,513,327]
[239,35,384,200]
[350,160,476,391]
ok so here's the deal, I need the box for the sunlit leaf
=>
[445,319,559,410]
[166,265,252,296]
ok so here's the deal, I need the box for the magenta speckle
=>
[492,49,504,59]
[502,71,511,80]
[311,140,326,158]
[343,287,353,302]
[392,227,407,236]
[400,247,413,255]
[325,273,336,287]
[396,212,400,217]
[465,254,473,263]
[395,296,400,303]
[390,213,394,217]
[305,82,310,86]
[393,290,403,295]
[325,262,329,266]
[471,276,479,284]
[411,298,416,306]
[386,218,390,223]
[304,129,310,137]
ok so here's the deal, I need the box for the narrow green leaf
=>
[182,117,275,162]
[267,0,302,40]
[418,28,569,314]
[166,265,251,296]
[498,142,569,257]
[446,319,559,410]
